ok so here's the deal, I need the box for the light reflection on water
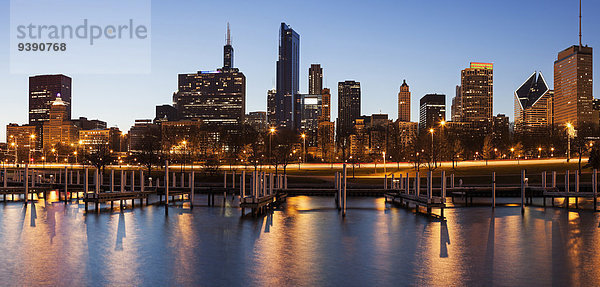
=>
[0,195,599,286]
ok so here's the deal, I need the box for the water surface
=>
[0,194,598,286]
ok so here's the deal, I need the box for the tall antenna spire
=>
[226,22,231,46]
[579,0,582,46]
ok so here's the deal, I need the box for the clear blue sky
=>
[1,0,598,141]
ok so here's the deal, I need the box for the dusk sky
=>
[1,0,598,140]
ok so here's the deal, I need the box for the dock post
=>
[241,171,246,204]
[415,171,420,196]
[95,168,100,210]
[190,171,194,208]
[269,173,273,196]
[64,166,68,203]
[384,174,388,190]
[342,163,347,217]
[84,168,89,194]
[552,171,556,187]
[132,170,135,192]
[399,174,403,190]
[521,169,525,214]
[139,170,144,204]
[334,172,337,190]
[441,170,447,203]
[84,168,89,210]
[3,166,6,188]
[492,172,496,208]
[224,172,227,188]
[232,171,236,189]
[451,173,455,188]
[165,160,170,208]
[263,172,267,197]
[24,164,29,205]
[427,171,432,202]
[542,171,547,189]
[110,170,114,192]
[284,175,288,190]
[120,170,125,192]
[405,172,410,194]
[593,169,597,211]
[426,171,432,214]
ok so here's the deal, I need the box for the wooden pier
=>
[384,170,446,218]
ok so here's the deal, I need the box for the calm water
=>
[1,194,599,286]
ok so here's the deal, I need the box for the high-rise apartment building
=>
[460,62,493,125]
[309,64,323,95]
[397,80,411,122]
[553,45,593,129]
[29,74,72,127]
[275,23,300,129]
[337,81,361,138]
[419,94,446,131]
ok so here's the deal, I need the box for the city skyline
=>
[0,0,599,140]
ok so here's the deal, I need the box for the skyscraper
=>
[419,94,446,131]
[337,81,361,138]
[460,62,493,125]
[514,72,552,135]
[267,89,277,127]
[297,94,322,146]
[397,80,411,122]
[308,64,323,95]
[29,74,72,127]
[554,45,593,129]
[451,85,462,122]
[320,88,331,122]
[173,25,245,127]
[275,22,300,129]
[223,23,233,69]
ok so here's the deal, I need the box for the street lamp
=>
[269,127,276,167]
[429,128,435,167]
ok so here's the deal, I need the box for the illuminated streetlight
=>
[429,128,435,167]
[269,127,276,167]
